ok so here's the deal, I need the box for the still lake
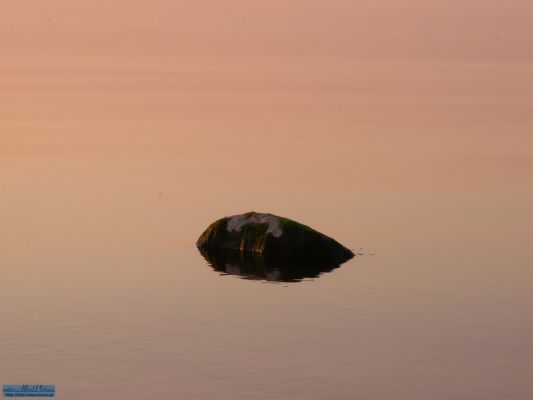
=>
[1,52,533,399]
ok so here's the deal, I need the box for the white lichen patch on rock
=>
[226,213,283,238]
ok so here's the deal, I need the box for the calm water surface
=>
[2,1,533,397]
[1,141,532,399]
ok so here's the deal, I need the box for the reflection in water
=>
[198,247,353,282]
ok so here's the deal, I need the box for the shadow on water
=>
[197,247,353,283]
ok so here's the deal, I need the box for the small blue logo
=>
[3,385,55,397]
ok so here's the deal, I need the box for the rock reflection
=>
[198,247,351,282]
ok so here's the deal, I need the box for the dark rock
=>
[196,212,354,272]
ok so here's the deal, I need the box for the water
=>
[2,131,532,400]
[2,1,533,398]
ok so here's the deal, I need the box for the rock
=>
[196,212,354,266]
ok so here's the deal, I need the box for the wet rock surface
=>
[196,212,354,281]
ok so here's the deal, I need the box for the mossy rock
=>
[197,212,354,266]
